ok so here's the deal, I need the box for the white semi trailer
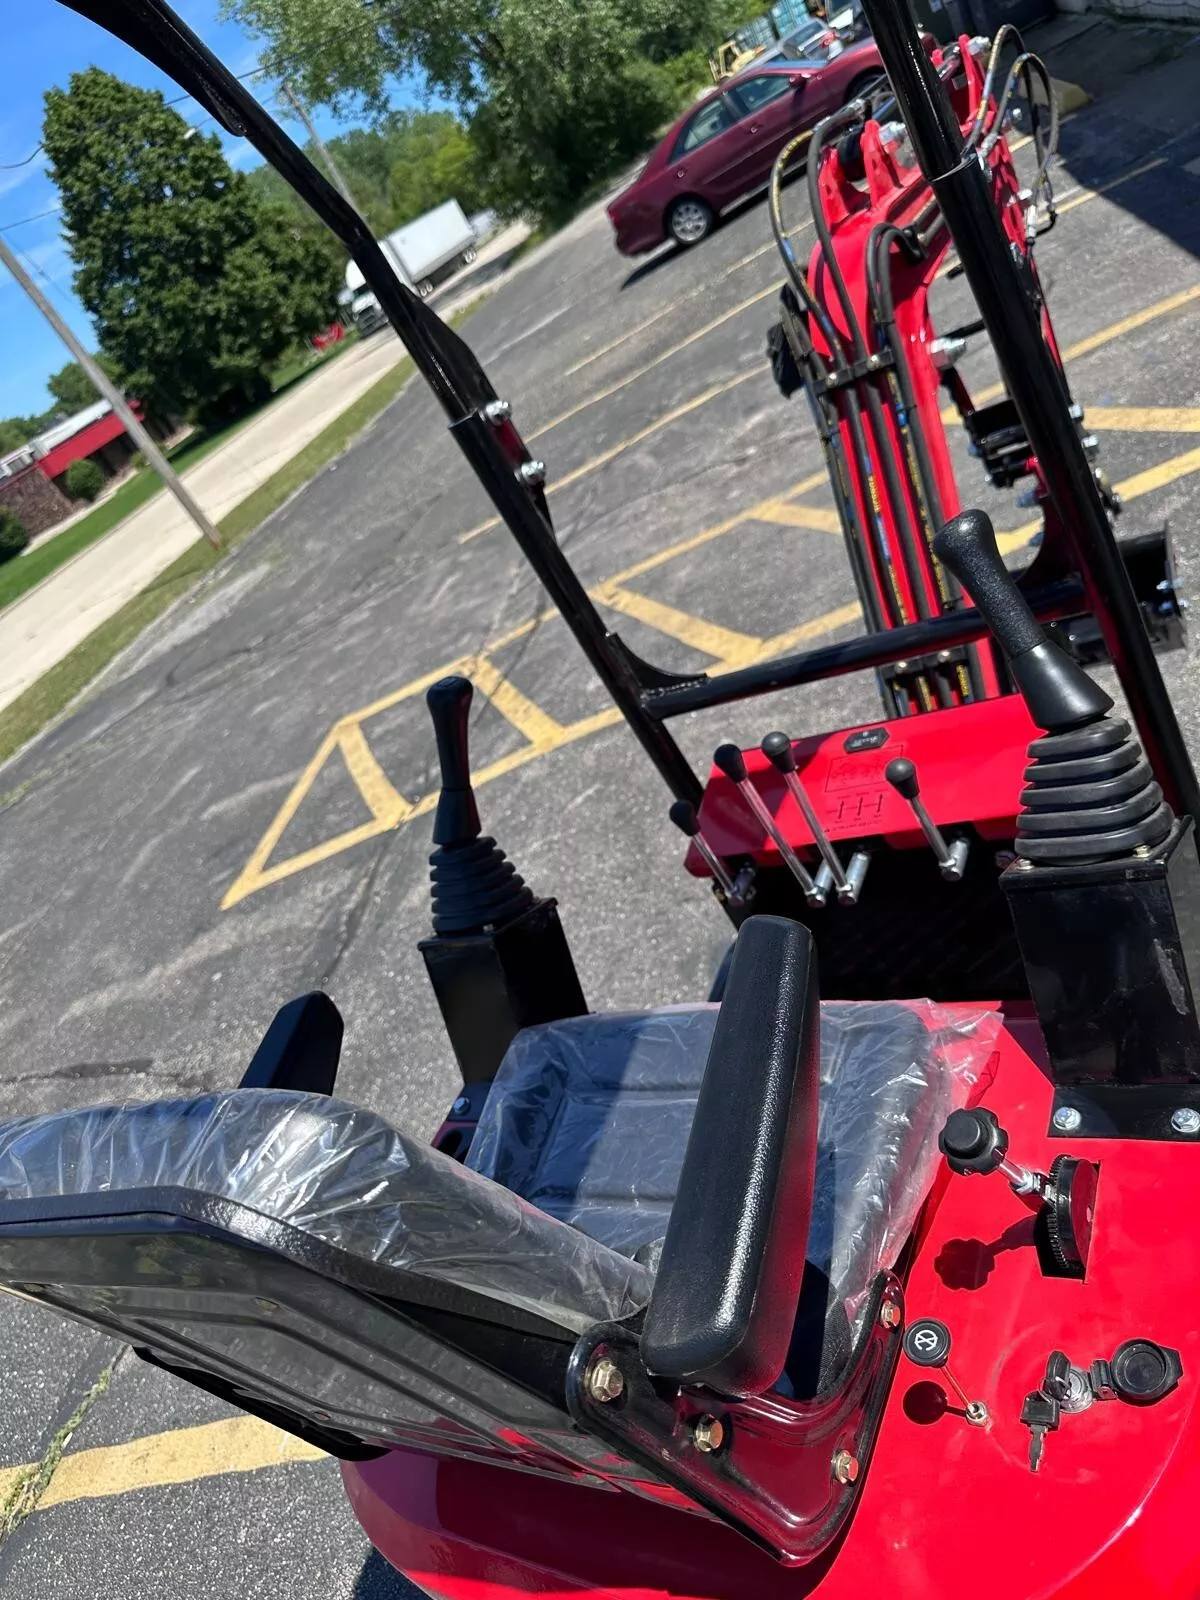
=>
[344,200,478,334]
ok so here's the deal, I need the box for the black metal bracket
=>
[1049,1085,1200,1143]
[812,349,896,397]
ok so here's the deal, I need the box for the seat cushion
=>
[0,1089,652,1336]
[468,1000,1000,1328]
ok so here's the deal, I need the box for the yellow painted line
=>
[0,1417,324,1515]
[762,600,863,657]
[593,582,763,663]
[458,366,762,543]
[1055,155,1165,215]
[463,652,568,747]
[335,723,412,825]
[942,284,1200,423]
[565,221,815,378]
[530,286,779,442]
[754,499,841,532]
[1084,406,1200,434]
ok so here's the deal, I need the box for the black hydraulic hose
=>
[807,114,934,637]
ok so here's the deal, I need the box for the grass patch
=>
[0,1357,117,1542]
[0,351,416,768]
[0,336,360,616]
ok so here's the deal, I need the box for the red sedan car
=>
[607,41,890,255]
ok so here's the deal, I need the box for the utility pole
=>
[279,82,360,212]
[0,235,222,551]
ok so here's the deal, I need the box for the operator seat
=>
[0,919,995,1467]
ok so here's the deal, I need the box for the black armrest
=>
[641,916,819,1397]
[239,992,344,1094]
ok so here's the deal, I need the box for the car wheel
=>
[667,197,714,248]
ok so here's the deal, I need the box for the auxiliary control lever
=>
[669,800,739,900]
[884,757,970,881]
[714,745,826,908]
[761,732,869,904]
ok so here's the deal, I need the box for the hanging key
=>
[1020,1389,1060,1472]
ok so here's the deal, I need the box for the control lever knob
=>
[761,731,797,773]
[713,744,748,783]
[427,675,481,846]
[669,799,702,837]
[903,1319,988,1425]
[939,1108,1009,1176]
[884,756,919,801]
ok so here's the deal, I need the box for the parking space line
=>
[594,583,763,663]
[0,1417,323,1516]
[530,286,780,441]
[763,600,864,656]
[1084,406,1200,433]
[754,500,842,531]
[1054,155,1167,216]
[995,440,1200,555]
[565,222,815,378]
[459,365,762,542]
[943,284,1200,421]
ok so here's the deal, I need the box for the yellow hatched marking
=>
[1084,406,1200,434]
[593,583,763,663]
[335,723,411,825]
[754,500,842,532]
[463,652,568,747]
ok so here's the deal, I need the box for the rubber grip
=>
[933,508,1044,660]
[427,676,481,845]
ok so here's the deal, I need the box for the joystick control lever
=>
[761,732,869,905]
[669,800,738,900]
[713,745,825,907]
[885,757,969,881]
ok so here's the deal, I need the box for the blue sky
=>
[1,0,419,419]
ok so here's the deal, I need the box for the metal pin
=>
[760,732,860,902]
[713,745,825,907]
[669,801,737,898]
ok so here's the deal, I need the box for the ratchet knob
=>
[885,757,920,801]
[939,1108,1009,1176]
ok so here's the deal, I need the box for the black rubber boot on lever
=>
[934,510,1173,865]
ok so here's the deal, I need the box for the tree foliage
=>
[46,356,120,414]
[64,459,105,502]
[42,69,342,423]
[0,508,29,563]
[226,0,740,220]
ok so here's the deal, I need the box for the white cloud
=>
[224,138,260,169]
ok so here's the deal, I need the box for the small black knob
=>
[669,800,701,838]
[761,732,797,774]
[885,756,920,801]
[713,743,748,783]
[903,1318,952,1369]
[427,676,481,846]
[1109,1339,1182,1405]
[939,1107,1009,1176]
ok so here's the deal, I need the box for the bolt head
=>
[519,459,546,486]
[585,1356,625,1404]
[880,1301,901,1329]
[832,1449,860,1485]
[1053,1105,1082,1133]
[484,398,512,422]
[692,1414,726,1454]
[1171,1107,1200,1136]
[451,1095,470,1117]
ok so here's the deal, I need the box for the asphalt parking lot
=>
[1,16,1200,1598]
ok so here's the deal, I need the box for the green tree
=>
[64,459,105,502]
[226,0,736,219]
[0,508,29,563]
[44,354,121,416]
[42,69,342,423]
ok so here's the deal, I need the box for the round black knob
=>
[939,1107,1009,1176]
[903,1318,951,1369]
[713,743,748,783]
[1109,1339,1182,1405]
[885,757,919,801]
[761,732,797,774]
[669,800,700,838]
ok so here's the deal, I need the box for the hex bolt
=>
[964,1400,990,1427]
[879,1302,901,1330]
[585,1356,625,1404]
[692,1415,726,1454]
[1171,1107,1200,1136]
[451,1095,470,1116]
[1052,1105,1082,1134]
[832,1449,860,1485]
[483,398,512,423]
[519,459,546,487]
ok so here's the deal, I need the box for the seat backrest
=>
[0,1089,651,1461]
